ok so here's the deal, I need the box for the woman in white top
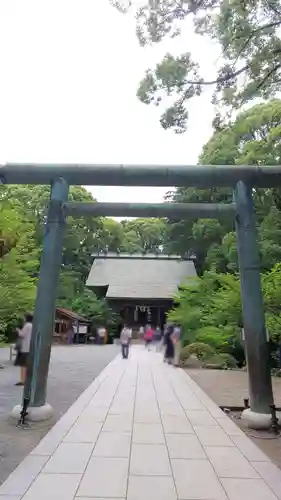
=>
[97,326,107,345]
[14,312,33,386]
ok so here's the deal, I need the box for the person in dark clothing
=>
[163,323,174,364]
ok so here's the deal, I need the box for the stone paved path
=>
[1,347,281,499]
[0,345,118,485]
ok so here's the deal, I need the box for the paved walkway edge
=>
[0,347,281,500]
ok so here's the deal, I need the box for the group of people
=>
[13,314,182,387]
[119,322,181,366]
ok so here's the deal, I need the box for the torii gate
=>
[2,163,281,429]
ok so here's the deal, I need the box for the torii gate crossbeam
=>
[1,163,281,187]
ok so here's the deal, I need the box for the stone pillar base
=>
[241,408,273,430]
[11,403,53,422]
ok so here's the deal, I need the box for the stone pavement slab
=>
[0,345,118,485]
[1,347,281,500]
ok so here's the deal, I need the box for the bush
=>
[195,326,231,351]
[180,342,215,362]
[182,356,203,368]
[0,333,7,346]
[216,353,237,368]
[203,353,237,369]
[203,354,226,369]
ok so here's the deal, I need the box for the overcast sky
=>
[0,0,219,203]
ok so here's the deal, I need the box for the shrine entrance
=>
[86,253,196,337]
[2,162,281,428]
[118,304,167,329]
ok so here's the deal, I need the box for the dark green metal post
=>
[23,178,69,408]
[234,181,273,414]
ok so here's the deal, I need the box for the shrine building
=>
[86,253,197,332]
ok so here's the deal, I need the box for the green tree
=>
[263,263,281,343]
[96,218,125,253]
[0,198,37,334]
[168,271,242,349]
[71,289,118,331]
[0,255,36,334]
[133,0,281,132]
[166,100,281,272]
[121,218,166,253]
[95,217,166,254]
[168,263,281,364]
[0,185,112,335]
[165,186,233,273]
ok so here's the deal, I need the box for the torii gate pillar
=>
[11,178,69,421]
[235,181,274,429]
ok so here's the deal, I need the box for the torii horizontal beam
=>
[1,163,281,187]
[64,201,237,218]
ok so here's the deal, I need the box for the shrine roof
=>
[86,254,197,300]
[56,307,89,323]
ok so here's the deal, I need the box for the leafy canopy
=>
[131,0,281,132]
[165,100,281,273]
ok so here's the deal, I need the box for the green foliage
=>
[169,270,243,363]
[121,218,166,253]
[196,326,231,352]
[0,184,167,337]
[168,277,204,343]
[180,342,215,361]
[164,186,234,273]
[203,352,237,368]
[131,0,281,132]
[0,185,102,334]
[95,217,166,254]
[170,263,281,367]
[71,289,118,330]
[0,253,37,332]
[168,271,241,351]
[166,101,281,275]
[0,193,38,333]
[0,333,7,346]
[203,353,237,369]
[262,263,281,342]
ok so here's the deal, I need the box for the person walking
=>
[163,323,174,364]
[120,324,132,359]
[155,325,163,352]
[138,325,144,339]
[14,312,33,386]
[67,324,75,345]
[144,325,154,349]
[172,324,182,366]
[97,326,107,345]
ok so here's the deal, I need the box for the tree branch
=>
[267,1,281,18]
[255,63,281,92]
[233,21,281,66]
[182,64,249,87]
